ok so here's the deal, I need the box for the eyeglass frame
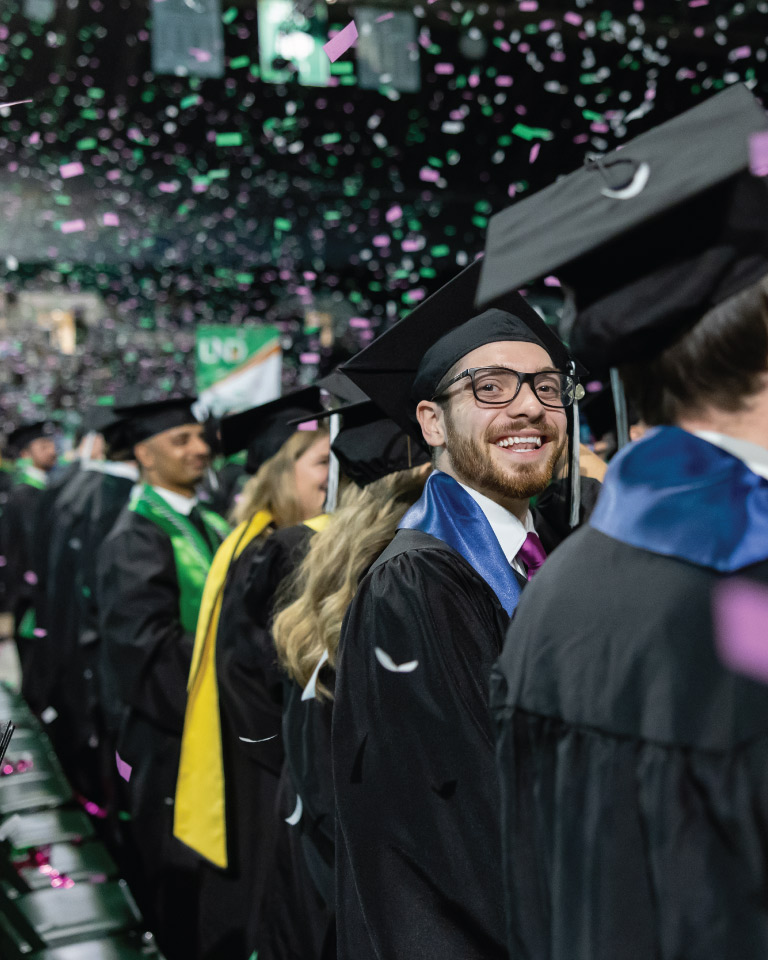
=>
[431,365,585,409]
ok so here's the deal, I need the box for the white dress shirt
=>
[85,460,140,482]
[152,485,197,516]
[25,465,48,485]
[692,430,768,481]
[456,480,536,577]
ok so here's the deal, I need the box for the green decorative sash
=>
[129,484,230,633]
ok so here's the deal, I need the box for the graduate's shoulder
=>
[100,501,171,553]
[499,528,768,750]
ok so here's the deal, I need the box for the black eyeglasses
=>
[432,366,585,409]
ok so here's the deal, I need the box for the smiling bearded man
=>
[331,265,596,960]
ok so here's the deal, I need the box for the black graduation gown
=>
[196,523,314,960]
[332,479,602,960]
[96,505,211,960]
[492,530,768,960]
[30,467,102,732]
[1,480,46,690]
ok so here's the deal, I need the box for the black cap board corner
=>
[220,386,325,474]
[477,84,768,369]
[112,395,199,446]
[7,420,56,453]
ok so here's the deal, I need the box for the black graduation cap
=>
[293,399,431,487]
[340,257,573,444]
[477,84,768,369]
[219,387,325,475]
[317,369,368,406]
[112,396,199,446]
[81,405,135,455]
[7,420,56,454]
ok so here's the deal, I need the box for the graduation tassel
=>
[324,412,341,514]
[610,368,630,449]
[569,360,582,529]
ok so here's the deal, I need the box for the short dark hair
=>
[621,276,768,426]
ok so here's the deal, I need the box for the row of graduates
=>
[9,83,768,960]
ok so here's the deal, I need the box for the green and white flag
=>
[195,325,282,417]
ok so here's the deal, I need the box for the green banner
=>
[195,325,282,416]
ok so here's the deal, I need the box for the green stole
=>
[129,484,230,632]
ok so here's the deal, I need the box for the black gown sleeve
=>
[96,511,193,736]
[333,544,509,960]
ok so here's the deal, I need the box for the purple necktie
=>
[516,531,547,580]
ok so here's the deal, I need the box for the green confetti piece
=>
[430,245,450,258]
[229,56,249,69]
[180,94,201,109]
[427,156,443,168]
[340,75,357,86]
[209,169,229,179]
[215,132,242,147]
[331,61,354,75]
[321,132,342,144]
[250,64,261,78]
[582,109,603,121]
[274,217,292,231]
[235,273,254,284]
[76,137,97,150]
[88,87,105,99]
[53,195,71,205]
[472,216,488,228]
[324,211,341,220]
[512,123,554,141]
[222,6,237,24]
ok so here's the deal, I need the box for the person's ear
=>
[133,440,153,471]
[416,400,446,450]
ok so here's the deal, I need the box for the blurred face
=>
[293,434,331,521]
[135,422,210,494]
[25,437,57,472]
[417,341,568,509]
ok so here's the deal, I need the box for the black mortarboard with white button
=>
[219,387,325,475]
[477,84,768,371]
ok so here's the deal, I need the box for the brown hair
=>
[273,465,428,699]
[621,276,768,426]
[230,428,328,529]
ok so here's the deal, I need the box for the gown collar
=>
[589,426,768,572]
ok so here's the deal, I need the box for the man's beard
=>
[443,409,566,502]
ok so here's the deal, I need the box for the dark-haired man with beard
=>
[332,286,592,960]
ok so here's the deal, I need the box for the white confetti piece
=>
[374,647,419,673]
[285,794,303,825]
[302,649,329,701]
[41,706,58,724]
[239,734,278,743]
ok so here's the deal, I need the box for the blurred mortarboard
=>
[81,405,134,454]
[477,84,768,370]
[340,257,573,444]
[112,396,198,446]
[292,399,431,486]
[7,420,56,454]
[317,369,368,406]
[220,387,324,475]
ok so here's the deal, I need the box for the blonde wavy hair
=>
[230,427,328,530]
[273,465,428,699]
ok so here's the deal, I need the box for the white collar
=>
[84,460,140,482]
[456,478,535,569]
[691,430,768,481]
[25,465,48,484]
[151,484,198,516]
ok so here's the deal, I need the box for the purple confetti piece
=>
[60,161,84,179]
[297,420,318,431]
[519,0,538,9]
[372,235,391,247]
[349,317,371,328]
[375,11,394,21]
[529,143,540,163]
[730,46,751,61]
[115,751,132,783]
[496,75,514,87]
[23,570,38,585]
[543,276,561,287]
[713,578,768,683]
[189,48,212,63]
[323,20,358,63]
[28,131,40,145]
[299,352,320,364]
[564,11,582,24]
[435,63,454,75]
[33,628,47,638]
[103,212,120,226]
[0,556,6,567]
[385,205,402,223]
[750,132,768,177]
[60,219,86,234]
[419,167,440,182]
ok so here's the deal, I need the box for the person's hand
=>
[579,444,608,481]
